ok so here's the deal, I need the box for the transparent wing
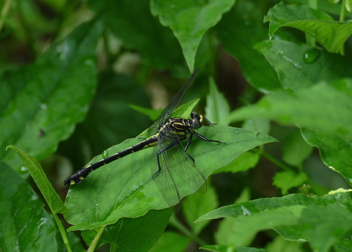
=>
[151,133,206,207]
[147,69,199,137]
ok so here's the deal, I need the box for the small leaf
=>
[183,185,218,235]
[150,0,235,71]
[205,77,231,125]
[6,145,68,214]
[272,171,308,195]
[150,232,191,252]
[282,129,313,167]
[129,104,162,121]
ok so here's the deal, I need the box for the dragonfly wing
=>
[151,136,180,207]
[152,133,207,207]
[147,69,199,137]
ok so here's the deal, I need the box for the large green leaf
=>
[254,40,352,90]
[301,128,352,186]
[213,0,281,92]
[65,125,276,231]
[0,163,57,251]
[81,208,173,251]
[0,19,103,172]
[197,192,352,250]
[228,79,352,140]
[150,0,235,71]
[87,0,187,75]
[265,2,352,53]
[150,232,191,252]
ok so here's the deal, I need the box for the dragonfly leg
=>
[194,132,225,144]
[152,140,180,179]
[184,133,195,164]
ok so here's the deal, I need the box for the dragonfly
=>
[64,69,223,205]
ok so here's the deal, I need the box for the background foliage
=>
[1,0,352,251]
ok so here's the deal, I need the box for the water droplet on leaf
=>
[303,48,320,64]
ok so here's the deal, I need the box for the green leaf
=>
[87,0,187,74]
[282,129,313,167]
[265,2,352,53]
[272,171,308,195]
[0,162,57,251]
[299,203,352,252]
[0,19,103,172]
[150,232,191,252]
[183,184,218,235]
[201,245,267,252]
[301,128,352,187]
[266,235,303,252]
[228,80,352,140]
[215,189,252,247]
[82,208,173,251]
[213,1,281,91]
[65,125,276,231]
[346,0,352,12]
[150,0,236,71]
[254,40,352,90]
[242,119,270,135]
[129,104,162,121]
[213,151,260,174]
[6,145,68,214]
[197,192,352,242]
[205,77,230,125]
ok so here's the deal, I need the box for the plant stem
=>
[88,225,106,252]
[306,0,317,47]
[53,214,72,252]
[260,150,292,172]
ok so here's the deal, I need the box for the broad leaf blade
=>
[0,163,57,251]
[0,19,103,172]
[65,125,276,231]
[254,40,352,90]
[6,145,68,214]
[150,0,235,71]
[265,2,352,53]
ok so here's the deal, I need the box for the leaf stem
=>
[169,214,207,246]
[88,225,106,252]
[53,214,72,252]
[306,0,317,47]
[260,150,292,172]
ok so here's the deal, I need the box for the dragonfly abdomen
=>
[64,135,158,185]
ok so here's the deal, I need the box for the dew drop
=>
[303,48,320,64]
[20,166,28,172]
[241,205,252,216]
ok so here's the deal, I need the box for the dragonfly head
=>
[191,111,216,129]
